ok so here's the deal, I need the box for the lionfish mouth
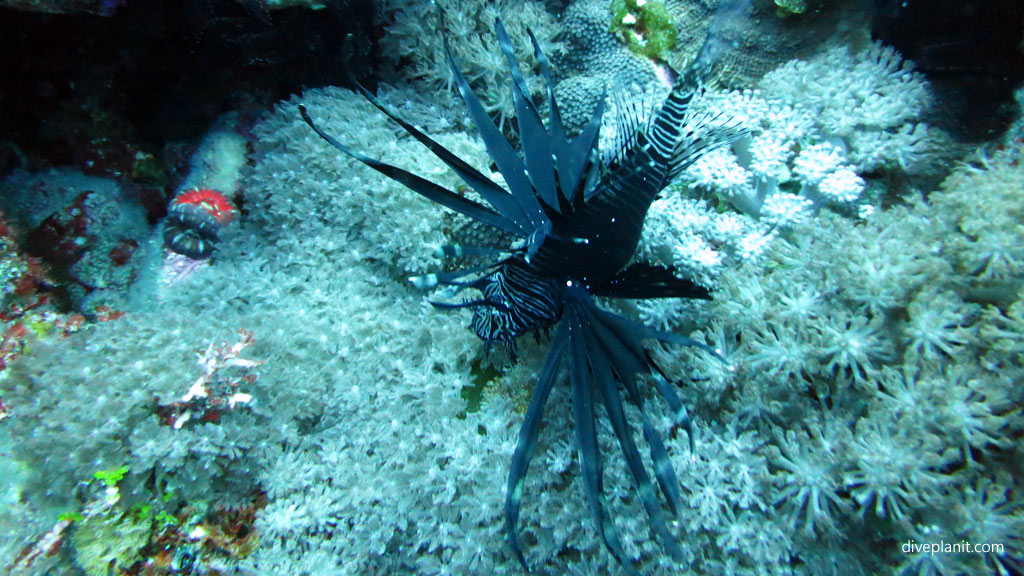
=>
[300,15,743,574]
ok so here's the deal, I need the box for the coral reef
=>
[379,0,563,131]
[554,0,865,137]
[0,169,153,310]
[228,37,1021,574]
[0,5,1021,576]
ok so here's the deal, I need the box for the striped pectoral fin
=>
[636,409,685,517]
[566,312,636,573]
[593,303,724,361]
[650,369,696,455]
[505,323,567,570]
[665,99,749,182]
[584,308,684,517]
[579,315,684,557]
[589,349,684,562]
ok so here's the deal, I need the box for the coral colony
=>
[0,1,1022,576]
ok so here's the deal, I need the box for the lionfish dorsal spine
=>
[494,20,561,214]
[441,30,551,246]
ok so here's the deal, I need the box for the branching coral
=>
[639,193,773,297]
[932,369,1011,462]
[932,149,1024,284]
[957,478,1024,576]
[903,289,974,364]
[758,41,936,173]
[980,290,1024,362]
[676,40,945,243]
[746,321,817,383]
[820,312,890,385]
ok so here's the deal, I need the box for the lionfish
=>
[301,19,741,574]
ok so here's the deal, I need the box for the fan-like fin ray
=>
[527,29,569,171]
[299,105,520,235]
[569,101,605,207]
[505,323,567,571]
[593,263,712,300]
[525,29,604,212]
[605,85,652,170]
[666,111,748,183]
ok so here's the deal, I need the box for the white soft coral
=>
[903,289,972,363]
[770,427,850,535]
[845,414,942,521]
[759,41,935,173]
